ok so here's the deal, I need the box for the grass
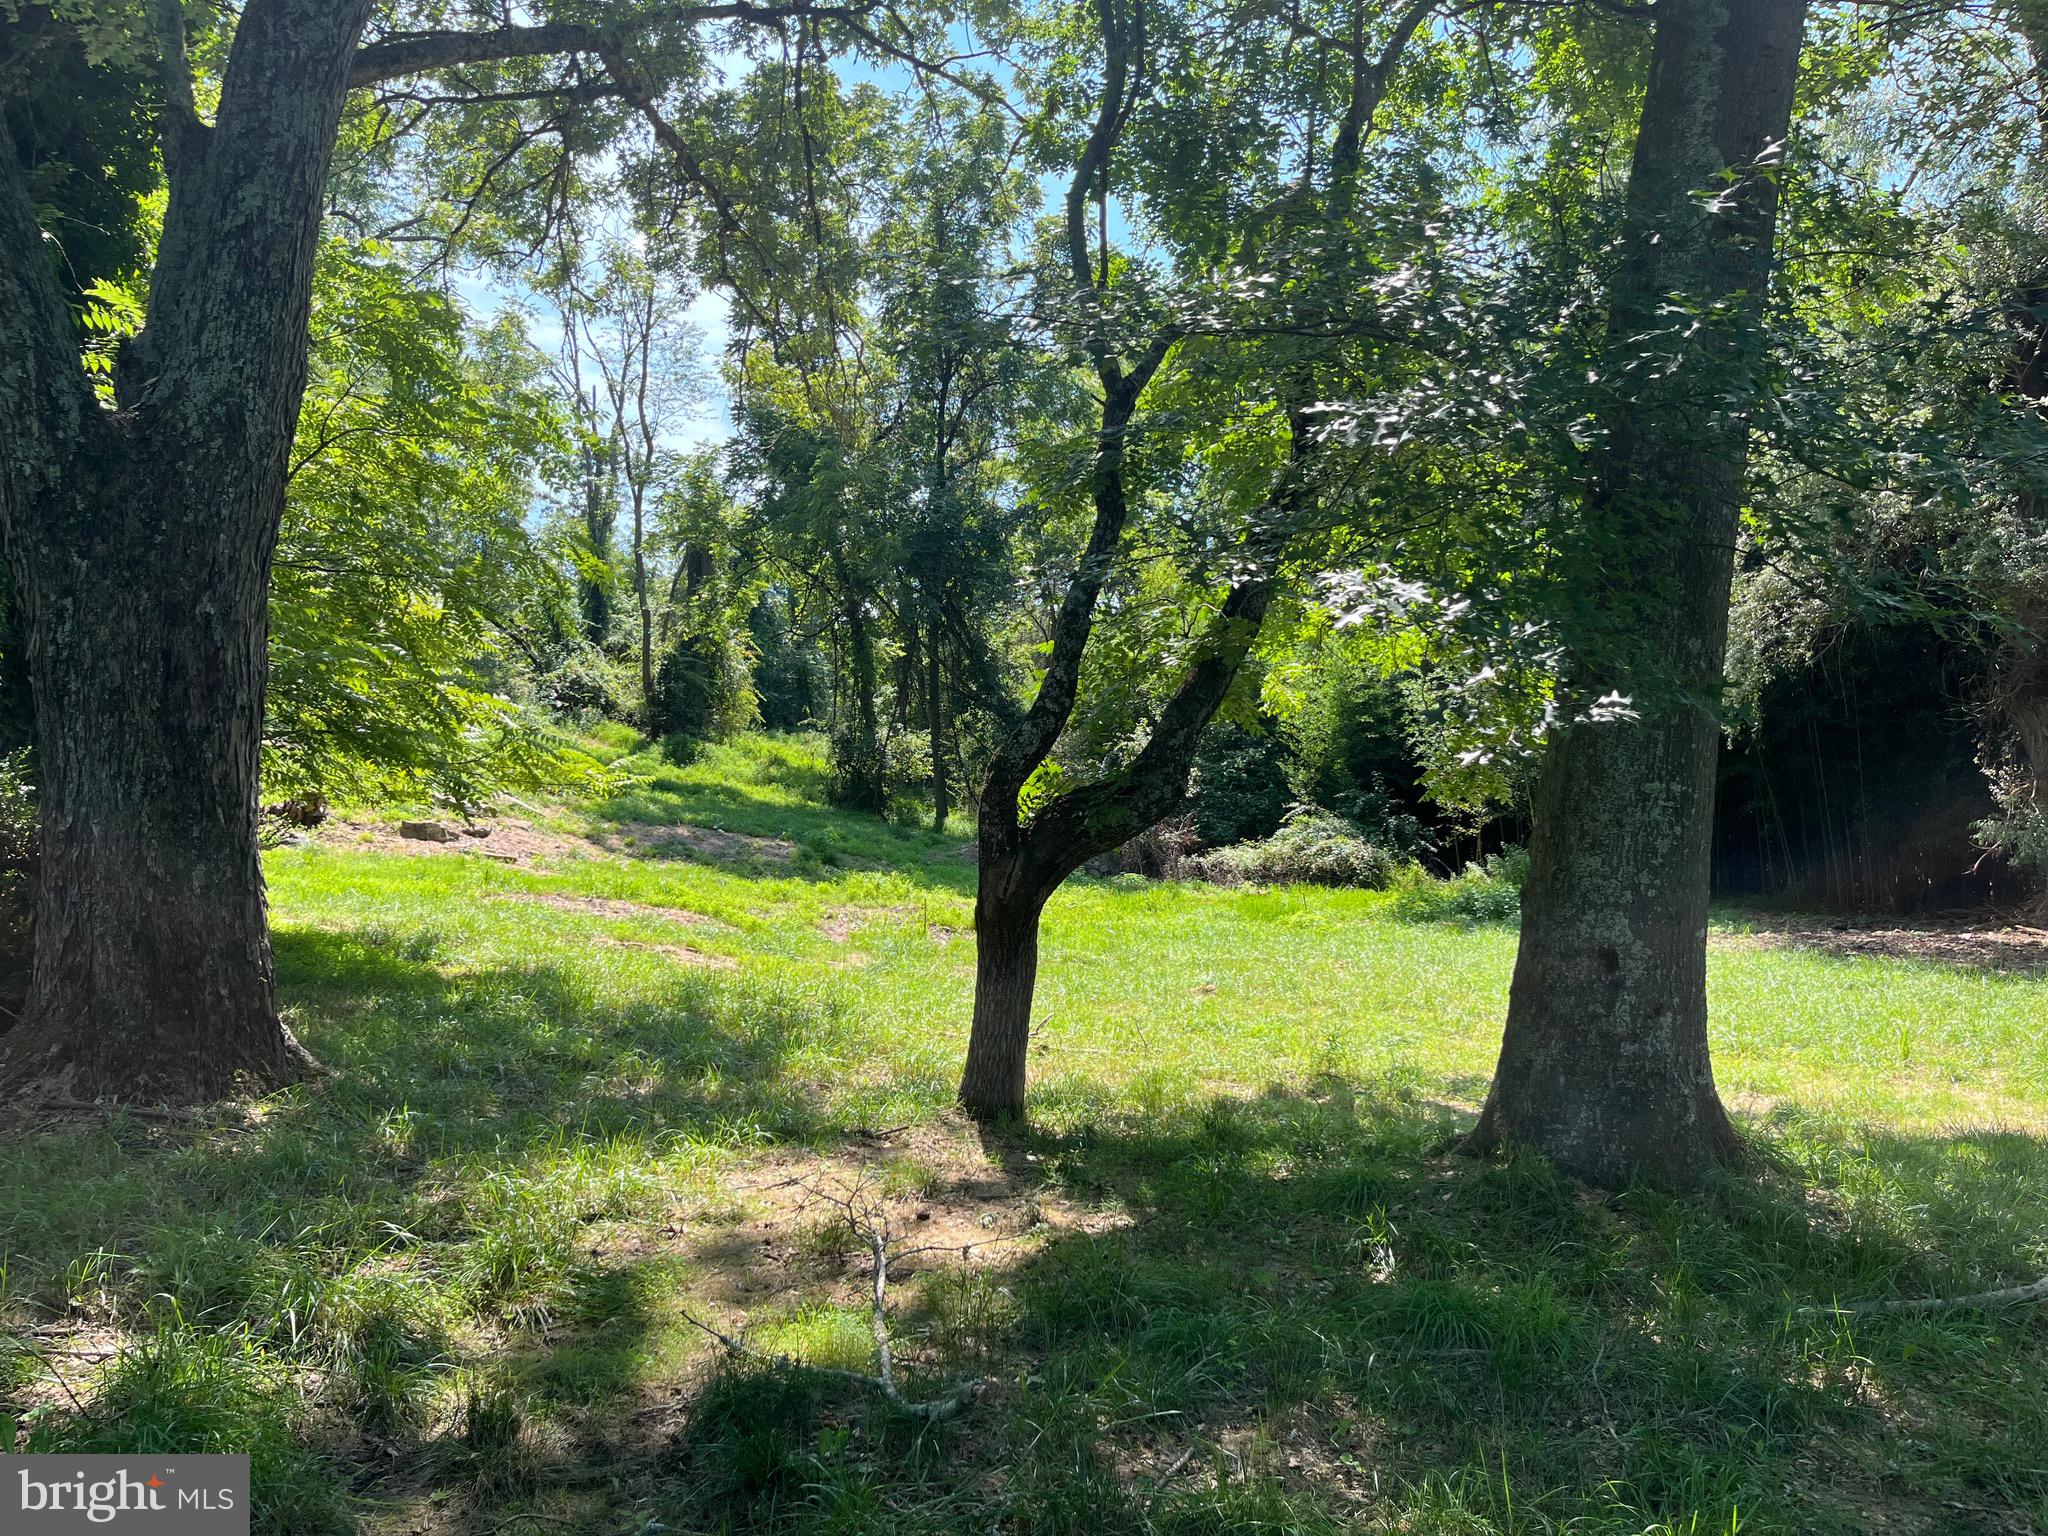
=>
[1,731,2043,1534]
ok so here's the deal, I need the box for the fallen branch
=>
[31,1099,204,1124]
[679,1166,991,1422]
[677,1302,986,1422]
[1806,1273,2048,1317]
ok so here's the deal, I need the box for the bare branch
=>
[676,1168,993,1421]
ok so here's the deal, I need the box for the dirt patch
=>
[1719,910,2048,973]
[639,1120,1123,1322]
[819,905,917,943]
[487,891,725,929]
[318,817,596,867]
[596,823,797,866]
[2,1323,134,1422]
[591,936,738,970]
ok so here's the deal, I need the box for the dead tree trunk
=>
[1462,0,1808,1187]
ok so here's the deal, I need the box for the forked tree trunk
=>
[955,0,1389,1121]
[1463,0,1806,1187]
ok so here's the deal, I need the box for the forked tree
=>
[957,0,1437,1118]
[1460,0,1809,1187]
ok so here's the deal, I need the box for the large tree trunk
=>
[0,460,315,1101]
[0,0,374,1103]
[958,854,1044,1119]
[1463,0,1807,1187]
[1981,16,2048,890]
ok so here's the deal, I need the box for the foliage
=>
[748,593,827,731]
[1186,723,1291,847]
[1183,806,1398,889]
[267,241,590,811]
[1391,847,1530,924]
[652,626,759,760]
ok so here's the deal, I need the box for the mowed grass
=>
[0,732,2043,1535]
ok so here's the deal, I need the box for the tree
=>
[0,0,911,1103]
[956,0,1450,1117]
[553,238,704,725]
[269,242,576,811]
[1460,0,1809,1187]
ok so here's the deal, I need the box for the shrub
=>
[537,647,637,722]
[1391,846,1529,923]
[1088,814,1201,878]
[1183,807,1396,889]
[652,628,759,758]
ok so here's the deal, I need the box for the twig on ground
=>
[32,1099,205,1124]
[1806,1273,2048,1317]
[680,1163,992,1422]
[481,1514,578,1536]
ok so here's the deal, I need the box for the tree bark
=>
[1462,0,1807,1188]
[0,0,375,1102]
[926,609,950,832]
[957,855,1045,1118]
[632,490,655,725]
[0,456,319,1100]
[579,412,616,646]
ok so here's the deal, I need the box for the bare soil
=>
[1719,909,2048,973]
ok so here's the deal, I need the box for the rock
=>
[398,820,453,843]
[460,824,492,838]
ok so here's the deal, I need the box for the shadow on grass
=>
[661,1082,2048,1535]
[9,933,2043,1535]
[0,920,850,1532]
[273,924,826,1146]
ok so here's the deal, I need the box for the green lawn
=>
[3,733,2044,1535]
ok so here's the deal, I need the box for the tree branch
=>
[348,2,888,88]
[1805,1273,2048,1317]
[154,0,210,172]
[677,1170,992,1421]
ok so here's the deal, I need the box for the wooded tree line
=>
[1,0,2045,1188]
